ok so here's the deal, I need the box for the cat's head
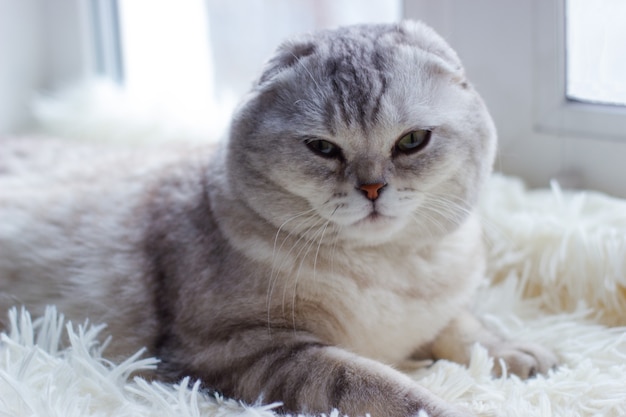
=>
[226,21,496,247]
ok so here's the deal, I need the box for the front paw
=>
[489,342,558,379]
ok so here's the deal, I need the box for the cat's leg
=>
[161,331,472,417]
[430,311,558,378]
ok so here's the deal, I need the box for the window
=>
[404,0,626,197]
[566,0,626,106]
[112,0,401,139]
[534,0,626,141]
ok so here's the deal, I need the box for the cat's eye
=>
[305,139,342,159]
[394,130,432,155]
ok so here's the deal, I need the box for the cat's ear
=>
[396,20,468,86]
[257,40,316,86]
[396,21,462,69]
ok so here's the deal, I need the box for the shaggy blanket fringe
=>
[2,175,626,417]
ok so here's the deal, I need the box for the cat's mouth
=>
[366,211,383,221]
[354,211,394,226]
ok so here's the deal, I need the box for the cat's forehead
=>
[284,23,464,132]
[249,22,469,146]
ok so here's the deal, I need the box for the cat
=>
[0,21,558,417]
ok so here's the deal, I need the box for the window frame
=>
[89,0,124,83]
[533,0,626,141]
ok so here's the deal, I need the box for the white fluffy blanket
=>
[2,84,626,416]
[2,176,625,417]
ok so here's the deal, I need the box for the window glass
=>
[566,0,626,106]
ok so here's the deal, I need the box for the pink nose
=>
[359,183,386,201]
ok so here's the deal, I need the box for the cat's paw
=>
[406,398,474,417]
[489,342,559,379]
[411,404,475,417]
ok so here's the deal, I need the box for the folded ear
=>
[258,39,317,85]
[394,20,468,87]
[397,20,463,70]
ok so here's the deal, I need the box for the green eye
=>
[305,139,342,159]
[395,130,432,155]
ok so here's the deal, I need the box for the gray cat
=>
[0,21,557,417]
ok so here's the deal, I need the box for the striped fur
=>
[0,22,557,416]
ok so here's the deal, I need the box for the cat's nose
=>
[358,182,387,201]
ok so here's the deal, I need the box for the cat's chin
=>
[354,212,394,226]
[341,213,408,245]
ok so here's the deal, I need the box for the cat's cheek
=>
[270,171,334,207]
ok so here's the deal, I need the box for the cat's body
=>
[0,22,556,417]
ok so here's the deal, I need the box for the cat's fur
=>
[0,22,557,417]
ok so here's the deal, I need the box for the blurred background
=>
[1,0,625,197]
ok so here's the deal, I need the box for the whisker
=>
[290,214,334,331]
[290,52,321,91]
[410,212,440,239]
[267,206,324,334]
[425,194,472,215]
[266,202,335,333]
[313,206,339,281]
[281,216,328,323]
[272,207,320,261]
[419,193,503,253]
